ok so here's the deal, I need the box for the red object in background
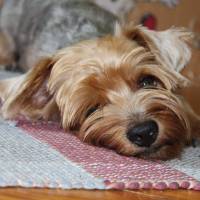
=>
[141,13,157,30]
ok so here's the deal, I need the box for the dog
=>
[0,0,116,71]
[0,21,199,160]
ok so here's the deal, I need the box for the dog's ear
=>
[47,47,107,131]
[0,57,59,120]
[115,22,193,73]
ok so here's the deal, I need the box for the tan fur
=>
[0,24,199,160]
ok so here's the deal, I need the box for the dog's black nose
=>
[127,120,158,147]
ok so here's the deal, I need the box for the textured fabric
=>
[0,69,20,79]
[14,119,200,191]
[0,119,105,189]
[166,146,200,181]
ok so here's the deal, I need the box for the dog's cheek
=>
[184,101,200,140]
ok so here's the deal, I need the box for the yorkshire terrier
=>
[0,21,199,160]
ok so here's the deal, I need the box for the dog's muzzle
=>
[127,120,158,147]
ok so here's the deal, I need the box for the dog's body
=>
[0,0,116,71]
[0,20,199,160]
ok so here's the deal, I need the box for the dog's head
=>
[7,23,199,160]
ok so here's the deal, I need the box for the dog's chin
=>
[130,142,183,160]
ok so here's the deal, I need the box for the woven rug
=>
[0,118,199,191]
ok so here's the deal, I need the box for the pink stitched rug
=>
[10,119,199,191]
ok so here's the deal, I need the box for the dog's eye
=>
[138,75,161,89]
[86,104,100,117]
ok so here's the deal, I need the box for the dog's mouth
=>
[133,140,175,159]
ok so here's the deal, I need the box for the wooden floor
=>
[0,188,199,200]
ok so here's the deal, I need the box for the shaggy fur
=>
[0,0,116,71]
[0,23,199,160]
